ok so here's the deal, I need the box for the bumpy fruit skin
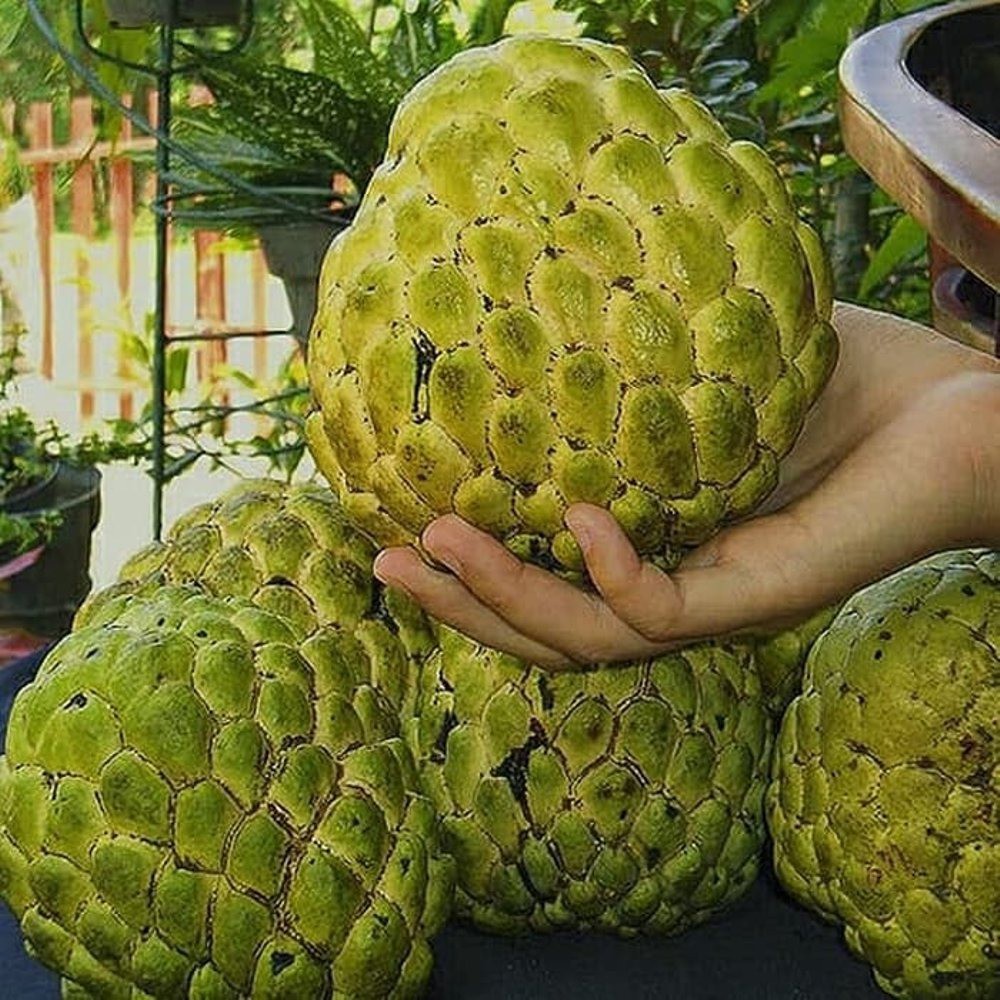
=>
[306,34,838,574]
[0,588,454,999]
[751,603,840,716]
[767,551,1000,999]
[77,478,435,687]
[407,627,772,935]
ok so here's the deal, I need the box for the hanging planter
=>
[256,219,340,350]
[104,0,242,29]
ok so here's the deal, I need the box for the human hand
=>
[373,304,1000,669]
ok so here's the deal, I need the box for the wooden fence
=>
[1,93,290,426]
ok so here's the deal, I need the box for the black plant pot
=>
[0,465,101,641]
[2,462,59,515]
[104,0,242,28]
[257,219,341,351]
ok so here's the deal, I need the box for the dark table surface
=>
[0,649,884,1000]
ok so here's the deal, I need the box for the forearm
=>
[767,301,1000,510]
[784,369,1000,609]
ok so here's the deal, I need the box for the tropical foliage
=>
[554,0,941,319]
[169,0,520,228]
[1,0,941,316]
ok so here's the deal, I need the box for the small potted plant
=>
[0,330,149,659]
[0,336,95,652]
[169,52,365,346]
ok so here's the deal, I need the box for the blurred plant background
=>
[175,0,942,320]
[1,0,942,323]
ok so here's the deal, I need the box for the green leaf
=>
[213,364,259,390]
[279,444,305,477]
[120,332,151,369]
[859,213,926,298]
[466,0,518,45]
[0,509,62,558]
[892,0,944,11]
[386,1,462,86]
[171,113,336,178]
[194,58,389,185]
[88,3,149,143]
[755,0,875,103]
[776,109,837,131]
[755,0,815,49]
[0,0,26,55]
[295,0,402,112]
[165,347,190,396]
[162,449,203,482]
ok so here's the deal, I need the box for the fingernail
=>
[433,547,461,573]
[372,551,393,583]
[373,565,416,601]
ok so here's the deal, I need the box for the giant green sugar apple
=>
[77,478,435,688]
[767,551,1000,998]
[407,627,772,935]
[306,34,838,574]
[0,587,454,999]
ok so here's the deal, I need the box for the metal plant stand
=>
[24,0,342,537]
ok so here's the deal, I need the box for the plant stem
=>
[831,168,871,300]
[168,387,308,416]
[172,406,304,438]
[811,135,823,232]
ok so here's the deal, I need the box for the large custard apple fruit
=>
[0,587,454,999]
[407,627,772,935]
[77,478,434,681]
[767,551,1000,998]
[751,603,840,716]
[306,34,839,574]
